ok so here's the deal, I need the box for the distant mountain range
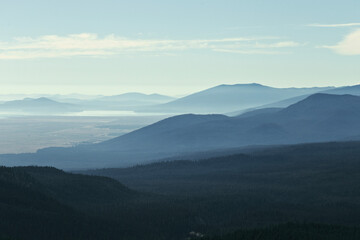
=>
[4,140,360,239]
[49,92,176,111]
[229,84,360,116]
[0,93,175,113]
[0,97,82,113]
[99,93,360,154]
[3,92,360,169]
[98,92,174,103]
[2,84,360,115]
[147,83,334,113]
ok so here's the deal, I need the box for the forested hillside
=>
[2,141,360,239]
[205,223,360,240]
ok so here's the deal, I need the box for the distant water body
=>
[61,110,138,117]
[0,110,167,117]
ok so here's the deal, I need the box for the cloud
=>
[323,29,360,55]
[253,41,301,48]
[213,49,289,55]
[0,33,301,59]
[309,23,360,28]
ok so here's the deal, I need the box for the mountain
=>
[324,84,360,95]
[0,97,82,113]
[60,92,176,111]
[4,142,360,239]
[230,84,360,116]
[208,223,360,240]
[84,141,360,230]
[95,93,360,164]
[102,114,229,149]
[102,93,360,151]
[233,107,282,118]
[3,93,360,169]
[98,92,174,103]
[152,83,333,114]
[0,166,138,240]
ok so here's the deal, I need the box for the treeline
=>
[2,141,360,239]
[205,223,360,240]
[86,141,360,231]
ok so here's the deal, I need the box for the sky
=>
[0,0,359,96]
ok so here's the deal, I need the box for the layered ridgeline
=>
[2,141,360,239]
[3,93,360,168]
[230,84,360,115]
[0,97,82,113]
[0,92,175,113]
[85,141,360,238]
[206,223,360,240]
[101,93,360,152]
[60,92,176,111]
[1,84,359,115]
[0,166,137,240]
[148,83,333,114]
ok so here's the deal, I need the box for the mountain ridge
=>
[155,83,334,113]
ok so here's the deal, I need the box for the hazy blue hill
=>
[324,84,360,95]
[98,92,175,103]
[235,107,283,118]
[231,84,360,115]
[102,114,229,150]
[154,83,333,113]
[280,93,360,119]
[235,94,311,115]
[0,97,82,113]
[94,93,360,165]
[105,93,360,150]
[3,93,360,169]
[63,92,176,110]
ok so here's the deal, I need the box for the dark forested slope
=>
[86,141,360,228]
[2,141,360,239]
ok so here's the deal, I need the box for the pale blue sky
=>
[0,0,359,96]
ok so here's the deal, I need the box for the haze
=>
[1,0,359,96]
[1,1,360,240]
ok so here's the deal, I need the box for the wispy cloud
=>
[308,23,360,28]
[213,49,289,55]
[322,29,360,55]
[213,41,301,55]
[0,33,302,59]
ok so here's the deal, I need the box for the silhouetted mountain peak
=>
[216,83,269,89]
[33,97,57,103]
[280,93,360,118]
[98,92,174,102]
[159,83,332,114]
[292,93,360,105]
[147,113,229,129]
[6,97,65,105]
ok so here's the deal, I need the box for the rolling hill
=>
[229,84,360,116]
[84,141,360,231]
[0,166,139,240]
[98,93,360,156]
[151,83,333,113]
[3,141,360,239]
[0,97,82,113]
[63,92,176,110]
[3,93,360,169]
[98,92,175,103]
